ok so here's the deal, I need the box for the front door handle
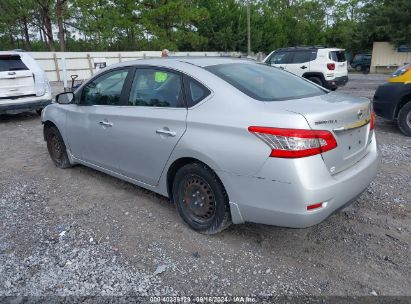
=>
[300,65,307,69]
[156,129,176,137]
[99,121,113,127]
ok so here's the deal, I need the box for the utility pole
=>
[247,1,251,56]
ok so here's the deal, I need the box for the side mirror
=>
[55,92,74,104]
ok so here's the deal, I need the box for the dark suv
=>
[350,54,371,73]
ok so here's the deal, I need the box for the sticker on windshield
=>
[155,71,168,83]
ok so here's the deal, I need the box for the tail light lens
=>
[327,63,335,70]
[370,110,375,130]
[248,127,337,158]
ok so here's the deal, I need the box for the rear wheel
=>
[308,76,323,87]
[172,162,231,234]
[398,102,411,136]
[46,126,72,168]
[355,65,362,72]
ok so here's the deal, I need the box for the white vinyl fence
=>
[27,51,246,83]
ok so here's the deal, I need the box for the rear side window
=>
[291,51,316,64]
[0,55,29,72]
[329,51,346,62]
[128,68,184,108]
[184,77,211,107]
[206,63,326,101]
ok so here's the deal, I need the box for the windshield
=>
[205,63,326,101]
[0,55,29,72]
[392,64,411,77]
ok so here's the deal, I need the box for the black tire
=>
[398,102,411,136]
[362,67,370,74]
[355,65,362,72]
[172,162,232,234]
[45,126,72,168]
[308,76,323,86]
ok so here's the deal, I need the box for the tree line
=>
[0,0,409,54]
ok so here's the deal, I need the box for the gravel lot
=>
[0,73,410,299]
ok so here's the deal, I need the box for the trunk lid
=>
[265,92,373,174]
[0,55,36,99]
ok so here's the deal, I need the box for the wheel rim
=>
[47,133,63,163]
[180,174,216,223]
[406,111,411,129]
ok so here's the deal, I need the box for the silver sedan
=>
[42,58,379,234]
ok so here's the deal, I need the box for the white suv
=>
[263,46,348,90]
[0,51,51,115]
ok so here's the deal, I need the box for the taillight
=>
[370,110,375,130]
[248,127,337,158]
[327,63,335,70]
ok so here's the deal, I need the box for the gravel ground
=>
[0,73,410,300]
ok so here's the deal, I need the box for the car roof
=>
[274,46,344,52]
[115,57,252,69]
[0,51,21,56]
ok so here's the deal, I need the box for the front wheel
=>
[46,126,72,168]
[172,162,231,234]
[398,102,411,136]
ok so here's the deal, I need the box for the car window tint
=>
[329,51,346,62]
[81,69,128,105]
[185,78,211,107]
[291,51,312,64]
[128,68,184,107]
[206,63,326,101]
[269,52,293,64]
[0,55,29,72]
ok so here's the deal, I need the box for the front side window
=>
[206,63,326,101]
[268,52,293,65]
[81,69,129,105]
[128,68,184,107]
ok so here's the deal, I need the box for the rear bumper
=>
[0,94,51,114]
[326,76,349,90]
[221,134,379,228]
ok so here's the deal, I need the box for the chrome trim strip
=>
[333,118,370,132]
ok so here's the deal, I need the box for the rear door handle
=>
[300,65,307,69]
[99,121,113,127]
[156,129,176,137]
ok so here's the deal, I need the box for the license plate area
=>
[339,126,368,159]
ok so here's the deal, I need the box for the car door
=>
[285,50,315,77]
[113,67,188,186]
[266,51,293,71]
[65,67,131,172]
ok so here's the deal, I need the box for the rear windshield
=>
[0,55,29,72]
[329,51,346,62]
[205,63,326,101]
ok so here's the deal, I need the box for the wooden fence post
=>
[87,53,93,76]
[53,53,61,82]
